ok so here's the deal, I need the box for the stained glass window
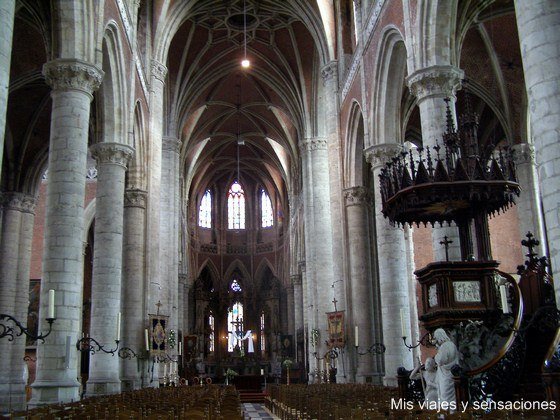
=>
[209,312,215,352]
[261,189,273,227]
[231,278,242,292]
[199,189,212,228]
[228,302,244,352]
[260,311,266,354]
[228,181,245,229]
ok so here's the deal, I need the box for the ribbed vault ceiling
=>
[166,0,323,200]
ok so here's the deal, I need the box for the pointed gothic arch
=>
[344,101,366,188]
[371,27,408,147]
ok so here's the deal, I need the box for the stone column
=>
[146,60,167,317]
[0,0,15,184]
[0,193,36,412]
[514,0,560,302]
[344,186,380,383]
[87,142,133,396]
[30,59,103,406]
[512,143,547,253]
[160,136,181,339]
[300,137,336,378]
[179,274,189,334]
[406,65,464,261]
[122,188,147,390]
[366,144,414,386]
[286,283,295,337]
[321,61,346,318]
[291,274,303,354]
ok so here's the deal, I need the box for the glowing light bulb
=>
[241,59,250,68]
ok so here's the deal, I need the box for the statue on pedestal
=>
[433,328,459,403]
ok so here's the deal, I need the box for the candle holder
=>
[0,314,56,342]
[402,332,434,350]
[117,346,149,360]
[154,353,180,363]
[356,343,386,355]
[76,337,120,355]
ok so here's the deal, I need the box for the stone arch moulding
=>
[343,100,366,188]
[223,259,253,291]
[370,26,408,147]
[99,21,130,146]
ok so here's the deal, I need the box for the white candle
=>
[400,309,407,338]
[145,329,150,351]
[179,341,182,356]
[354,325,359,347]
[163,363,167,377]
[48,289,55,319]
[116,312,121,341]
[500,285,510,314]
[260,368,264,376]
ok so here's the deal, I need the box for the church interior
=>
[0,0,559,417]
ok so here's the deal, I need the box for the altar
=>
[231,375,262,391]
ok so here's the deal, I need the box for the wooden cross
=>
[440,236,453,262]
[231,316,244,336]
[332,298,338,312]
[521,231,539,262]
[155,300,162,315]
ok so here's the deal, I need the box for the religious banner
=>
[326,311,345,348]
[148,314,169,355]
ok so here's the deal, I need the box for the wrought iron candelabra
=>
[154,353,180,363]
[76,336,120,356]
[356,343,386,355]
[402,332,434,350]
[118,346,149,360]
[0,314,56,342]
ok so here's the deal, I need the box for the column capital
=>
[297,260,306,272]
[151,60,168,83]
[321,60,338,84]
[300,137,327,153]
[43,59,104,96]
[90,142,134,169]
[344,186,371,207]
[178,273,188,286]
[124,188,148,208]
[512,142,535,165]
[364,143,402,170]
[290,274,302,286]
[406,65,464,103]
[162,136,181,154]
[1,192,37,214]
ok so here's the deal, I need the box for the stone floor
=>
[242,403,279,419]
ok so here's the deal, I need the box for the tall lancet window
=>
[208,311,215,352]
[228,181,245,229]
[227,301,244,352]
[199,189,212,228]
[261,189,273,227]
[260,311,266,355]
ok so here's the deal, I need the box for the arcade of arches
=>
[0,0,559,412]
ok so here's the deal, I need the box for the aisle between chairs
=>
[243,403,279,419]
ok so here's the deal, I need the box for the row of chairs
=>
[266,384,398,419]
[5,385,243,419]
[265,384,558,419]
